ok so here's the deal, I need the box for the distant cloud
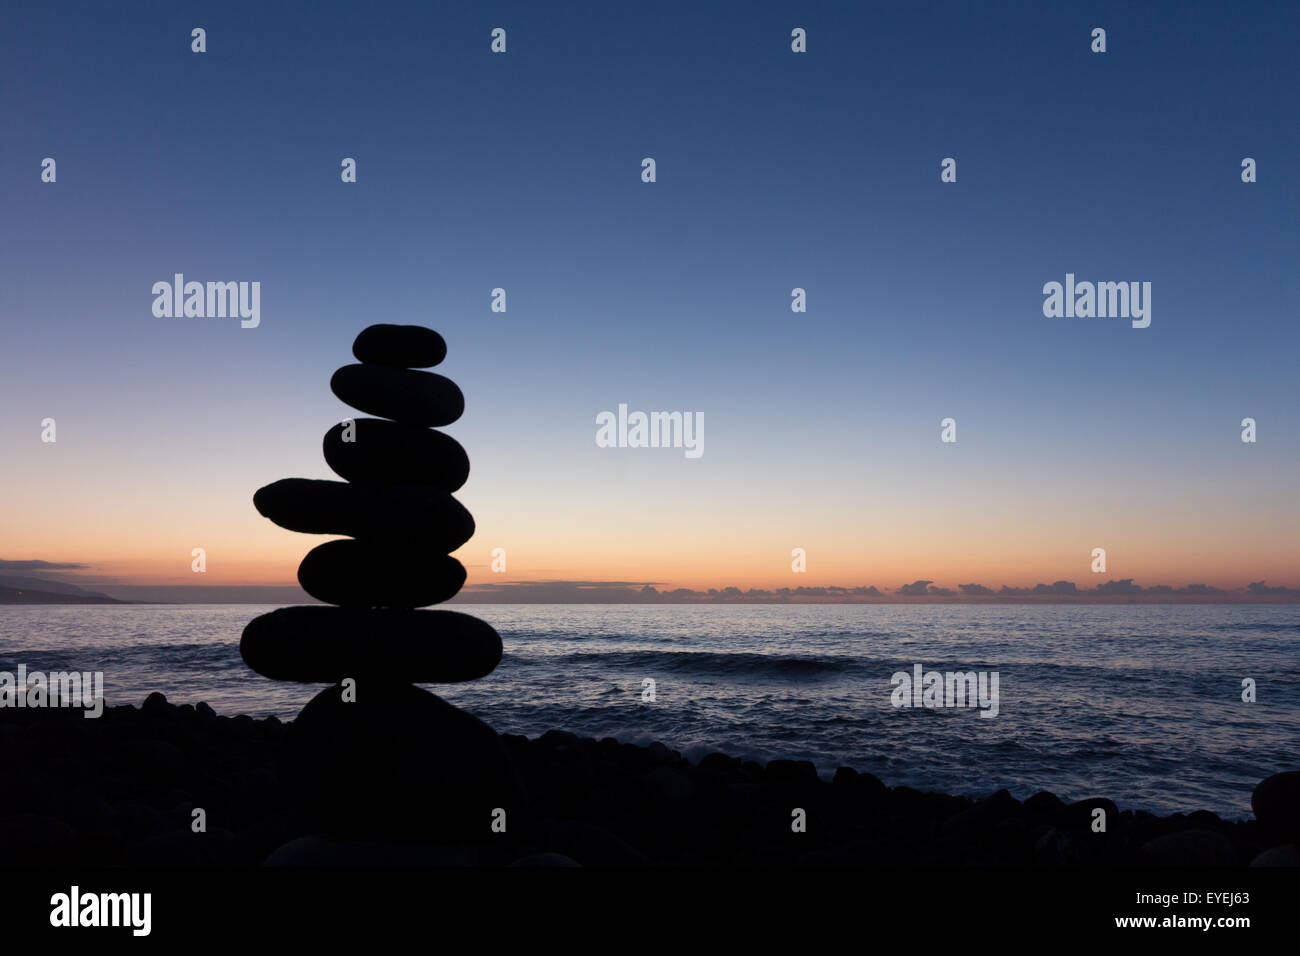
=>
[0,559,89,571]
[1037,581,1078,595]
[897,580,934,596]
[998,581,1079,596]
[457,580,657,603]
[1146,584,1229,595]
[1092,578,1144,595]
[454,576,1300,603]
[1248,580,1300,596]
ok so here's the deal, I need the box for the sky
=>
[1,1,1297,599]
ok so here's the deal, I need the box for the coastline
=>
[2,693,1296,867]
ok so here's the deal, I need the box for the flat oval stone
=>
[297,540,466,607]
[352,324,447,368]
[330,364,464,426]
[323,418,469,491]
[253,479,474,551]
[240,606,502,682]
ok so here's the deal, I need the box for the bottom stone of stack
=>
[283,681,528,843]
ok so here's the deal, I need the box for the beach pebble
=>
[1252,771,1300,842]
[135,828,242,866]
[352,324,447,368]
[254,478,474,550]
[532,819,651,867]
[646,741,678,764]
[698,752,744,776]
[0,813,76,852]
[1023,790,1065,816]
[264,836,471,867]
[797,846,864,867]
[1249,844,1300,867]
[537,729,584,751]
[994,816,1029,842]
[509,852,582,867]
[240,606,502,682]
[1186,809,1222,829]
[1141,828,1238,866]
[983,788,1021,811]
[643,766,696,803]
[941,791,1020,834]
[766,759,819,783]
[330,364,464,426]
[1033,827,1073,865]
[832,767,887,803]
[323,418,469,490]
[296,540,466,607]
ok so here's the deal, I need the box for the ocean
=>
[1,603,1295,818]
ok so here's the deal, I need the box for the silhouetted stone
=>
[253,478,474,549]
[531,819,651,867]
[323,418,469,490]
[330,364,464,426]
[509,852,581,867]
[1187,809,1222,829]
[352,324,447,368]
[643,766,696,803]
[284,681,525,843]
[1253,771,1300,843]
[241,606,502,682]
[264,836,473,866]
[297,540,466,607]
[1023,790,1065,816]
[942,789,1021,834]
[831,766,886,804]
[0,813,76,854]
[766,759,819,783]
[1141,829,1238,866]
[1250,844,1300,867]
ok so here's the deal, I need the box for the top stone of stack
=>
[352,324,448,368]
[333,325,462,426]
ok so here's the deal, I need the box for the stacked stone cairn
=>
[241,324,522,842]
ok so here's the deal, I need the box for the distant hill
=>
[0,585,128,604]
[0,574,106,597]
[92,585,317,604]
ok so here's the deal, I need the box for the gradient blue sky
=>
[2,1,1297,591]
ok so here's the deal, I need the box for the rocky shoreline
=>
[2,693,1297,867]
